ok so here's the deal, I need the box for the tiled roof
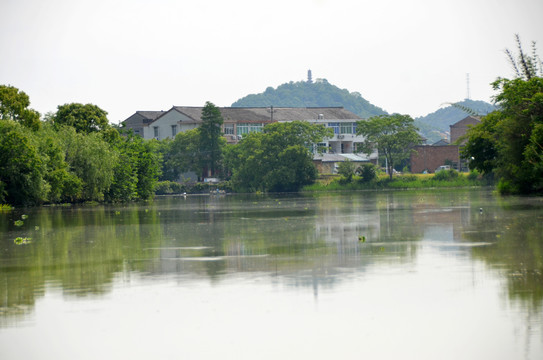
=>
[171,106,361,123]
[136,111,165,121]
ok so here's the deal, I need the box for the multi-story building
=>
[121,106,378,172]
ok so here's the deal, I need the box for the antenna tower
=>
[466,73,471,100]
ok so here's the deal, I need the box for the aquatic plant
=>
[14,237,32,245]
[14,220,24,227]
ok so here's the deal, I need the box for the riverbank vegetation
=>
[0,86,161,206]
[303,169,488,192]
[462,35,543,195]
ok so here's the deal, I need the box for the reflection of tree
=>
[6,190,537,327]
[0,205,163,325]
[464,197,543,313]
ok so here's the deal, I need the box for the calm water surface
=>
[1,189,542,359]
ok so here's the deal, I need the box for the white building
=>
[121,106,378,171]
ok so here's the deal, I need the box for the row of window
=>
[153,125,178,138]
[153,122,358,139]
[223,123,264,136]
[327,122,357,135]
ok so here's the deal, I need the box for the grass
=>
[303,171,489,192]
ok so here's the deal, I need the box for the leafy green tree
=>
[163,129,201,180]
[135,139,162,199]
[462,36,543,194]
[356,114,422,179]
[0,120,47,205]
[53,103,110,133]
[225,121,331,192]
[38,124,82,203]
[0,85,41,131]
[58,127,116,201]
[199,101,225,177]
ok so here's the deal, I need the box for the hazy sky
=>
[1,0,542,123]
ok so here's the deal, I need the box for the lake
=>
[1,189,542,359]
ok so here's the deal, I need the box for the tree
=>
[356,114,422,179]
[462,36,543,194]
[0,85,41,131]
[53,103,110,133]
[58,127,117,201]
[163,129,201,181]
[225,121,331,192]
[199,101,225,177]
[0,120,47,205]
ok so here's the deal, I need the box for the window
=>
[316,142,328,153]
[153,126,159,138]
[171,125,178,137]
[237,123,264,136]
[223,123,234,135]
[340,123,353,134]
[328,122,340,134]
[249,123,263,133]
[237,123,249,135]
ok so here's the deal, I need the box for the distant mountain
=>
[231,79,387,119]
[415,99,496,144]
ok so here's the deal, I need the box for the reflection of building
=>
[410,116,480,173]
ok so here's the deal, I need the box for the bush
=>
[155,181,187,195]
[434,169,459,181]
[356,163,378,183]
[467,169,480,181]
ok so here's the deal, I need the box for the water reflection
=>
[1,190,542,336]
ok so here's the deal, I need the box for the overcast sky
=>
[1,0,542,123]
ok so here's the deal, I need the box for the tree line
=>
[0,87,161,205]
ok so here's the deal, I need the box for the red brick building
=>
[410,116,481,173]
[450,116,480,144]
[410,144,460,173]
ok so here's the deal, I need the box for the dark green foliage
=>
[105,131,162,202]
[198,102,225,177]
[0,85,41,131]
[135,140,162,199]
[0,121,47,205]
[162,128,201,180]
[357,163,378,183]
[232,79,387,118]
[53,103,110,133]
[0,86,162,205]
[225,121,329,192]
[463,76,543,194]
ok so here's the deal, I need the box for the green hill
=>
[415,99,496,143]
[231,79,387,118]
